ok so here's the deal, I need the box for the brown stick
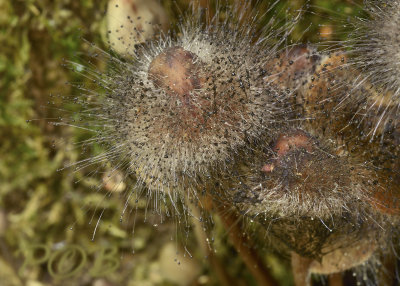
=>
[378,253,397,286]
[328,273,343,286]
[187,198,235,286]
[216,204,279,286]
[291,252,313,286]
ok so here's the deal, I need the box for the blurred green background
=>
[0,0,363,285]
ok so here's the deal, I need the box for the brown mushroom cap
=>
[148,46,205,100]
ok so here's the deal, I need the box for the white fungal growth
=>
[351,0,400,95]
[345,0,400,138]
[59,1,300,220]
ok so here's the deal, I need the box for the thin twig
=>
[291,252,312,286]
[186,197,236,286]
[328,273,343,286]
[216,203,279,286]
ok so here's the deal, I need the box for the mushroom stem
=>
[217,204,279,286]
[291,252,312,286]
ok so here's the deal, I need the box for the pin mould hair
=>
[57,0,300,225]
[347,0,400,135]
[313,0,400,141]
